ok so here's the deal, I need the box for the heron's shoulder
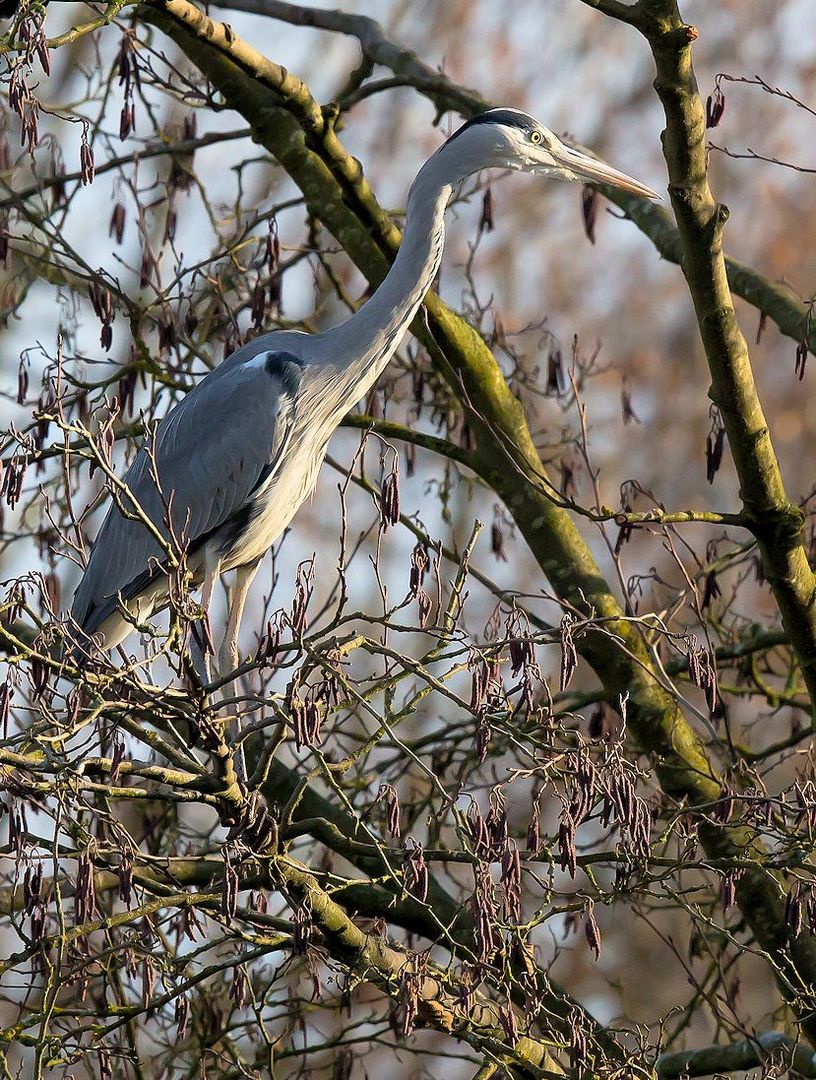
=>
[211,330,311,380]
[244,348,304,396]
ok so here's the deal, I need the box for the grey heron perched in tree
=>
[70,108,658,673]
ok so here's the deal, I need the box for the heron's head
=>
[438,108,659,200]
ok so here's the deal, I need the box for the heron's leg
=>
[217,559,262,784]
[190,554,221,684]
[217,558,261,680]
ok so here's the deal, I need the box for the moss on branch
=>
[138,0,816,1043]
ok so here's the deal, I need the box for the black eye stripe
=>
[444,108,535,145]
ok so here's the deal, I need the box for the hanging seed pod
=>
[163,203,177,244]
[546,346,564,396]
[785,879,803,936]
[395,967,420,1038]
[469,658,489,715]
[380,457,400,529]
[251,278,266,330]
[559,615,578,691]
[290,560,314,637]
[377,783,401,838]
[254,614,281,663]
[705,84,726,128]
[118,851,133,907]
[174,993,190,1038]
[560,456,578,499]
[466,801,490,858]
[687,642,703,687]
[408,541,429,597]
[795,340,808,381]
[486,790,509,851]
[292,901,312,955]
[487,507,507,565]
[249,889,268,914]
[558,813,577,878]
[491,311,507,351]
[266,215,282,315]
[499,1002,519,1044]
[289,696,322,748]
[588,703,612,741]
[139,248,154,289]
[472,864,498,962]
[306,947,322,1002]
[141,957,156,1009]
[157,313,177,353]
[21,100,39,153]
[403,839,428,903]
[706,408,726,483]
[701,569,721,609]
[711,783,733,825]
[526,799,541,853]
[97,1050,113,1080]
[581,184,598,244]
[41,570,59,614]
[30,655,49,698]
[118,366,137,417]
[508,633,533,677]
[0,216,10,270]
[119,100,134,140]
[0,681,10,740]
[75,849,98,925]
[23,862,42,914]
[79,131,95,185]
[721,871,737,911]
[17,358,28,404]
[570,1018,588,1071]
[416,588,432,626]
[221,847,239,920]
[478,184,494,235]
[621,373,640,425]
[584,899,602,960]
[501,843,522,922]
[456,965,477,1019]
[476,712,491,764]
[291,697,307,749]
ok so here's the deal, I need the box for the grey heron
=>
[69,108,658,674]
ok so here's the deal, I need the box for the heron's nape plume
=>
[68,108,658,675]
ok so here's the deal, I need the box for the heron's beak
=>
[549,141,661,201]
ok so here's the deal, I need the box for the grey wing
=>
[71,350,302,635]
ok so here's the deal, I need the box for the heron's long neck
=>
[327,165,453,393]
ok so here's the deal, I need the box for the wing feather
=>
[71,349,302,635]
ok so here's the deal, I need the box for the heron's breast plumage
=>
[218,437,327,570]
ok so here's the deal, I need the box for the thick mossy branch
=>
[657,1032,816,1079]
[276,856,566,1077]
[626,0,816,711]
[139,0,816,1040]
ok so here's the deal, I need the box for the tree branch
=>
[137,0,816,1040]
[622,4,816,711]
[657,1032,816,1078]
[275,855,566,1078]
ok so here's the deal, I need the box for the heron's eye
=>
[530,130,543,145]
